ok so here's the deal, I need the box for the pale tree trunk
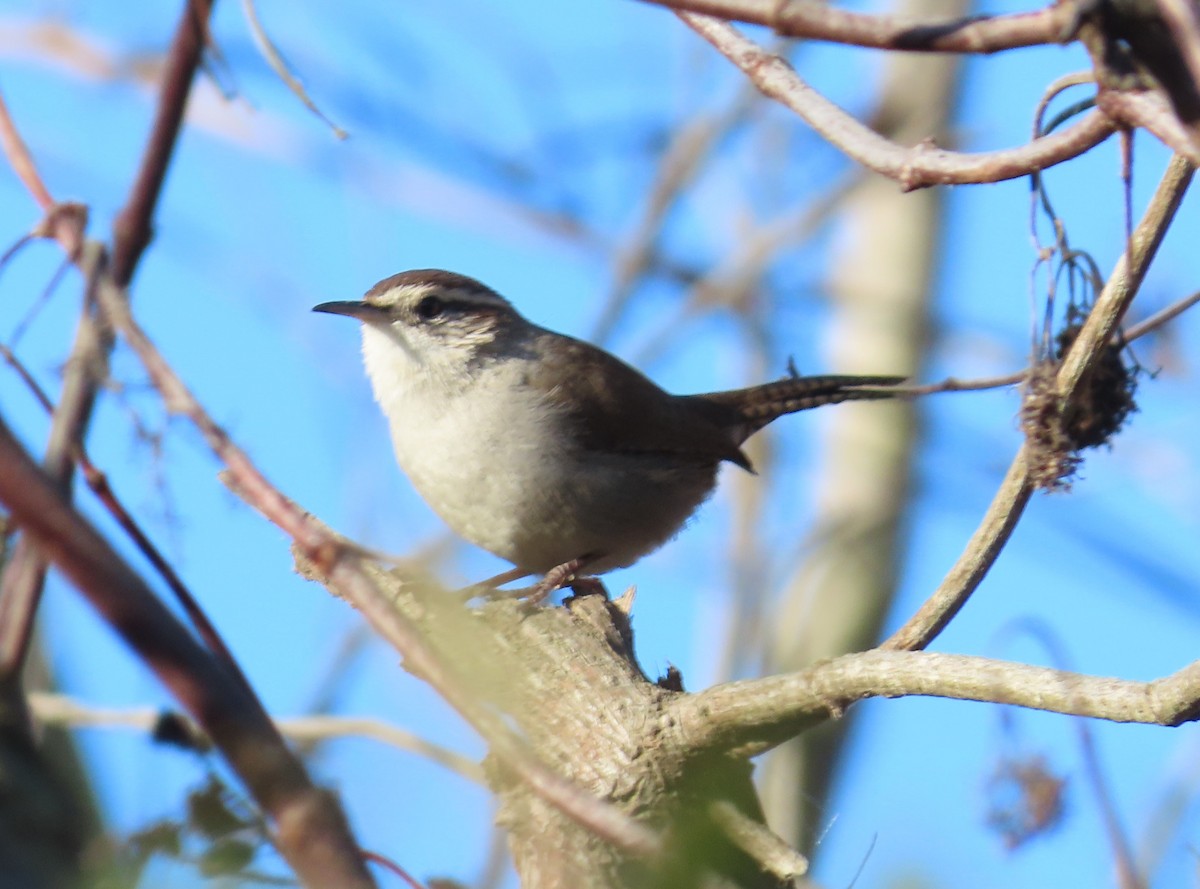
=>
[759,0,966,852]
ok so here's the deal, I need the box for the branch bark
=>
[674,650,1200,758]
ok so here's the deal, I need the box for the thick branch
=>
[1098,89,1200,164]
[675,650,1200,757]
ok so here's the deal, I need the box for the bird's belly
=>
[389,397,551,564]
[386,393,718,573]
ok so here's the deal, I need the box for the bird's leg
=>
[512,555,608,602]
[458,557,606,604]
[481,565,531,588]
[454,565,531,602]
[525,556,592,602]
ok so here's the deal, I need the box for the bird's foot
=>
[522,556,592,602]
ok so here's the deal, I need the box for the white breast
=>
[360,325,566,566]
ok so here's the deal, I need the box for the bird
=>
[314,269,905,595]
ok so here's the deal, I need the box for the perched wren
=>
[315,270,904,591]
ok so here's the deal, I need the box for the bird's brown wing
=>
[527,332,751,469]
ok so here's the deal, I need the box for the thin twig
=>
[1121,289,1200,342]
[242,0,347,139]
[9,254,74,348]
[0,244,107,680]
[27,692,484,784]
[0,88,54,210]
[872,286,1200,399]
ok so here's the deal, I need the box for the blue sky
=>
[1,1,1199,886]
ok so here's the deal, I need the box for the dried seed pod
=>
[1021,322,1138,491]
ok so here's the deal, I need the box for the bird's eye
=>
[415,295,445,321]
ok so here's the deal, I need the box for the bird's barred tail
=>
[704,374,907,435]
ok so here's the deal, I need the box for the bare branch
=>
[677,13,1116,189]
[643,0,1076,53]
[883,153,1194,652]
[0,0,218,686]
[673,650,1200,758]
[884,456,1033,651]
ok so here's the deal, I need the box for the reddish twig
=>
[0,412,375,888]
[360,850,428,889]
[0,88,54,211]
[0,90,88,258]
[0,0,217,683]
[110,0,215,286]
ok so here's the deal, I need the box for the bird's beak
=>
[312,300,389,323]
[315,299,418,361]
